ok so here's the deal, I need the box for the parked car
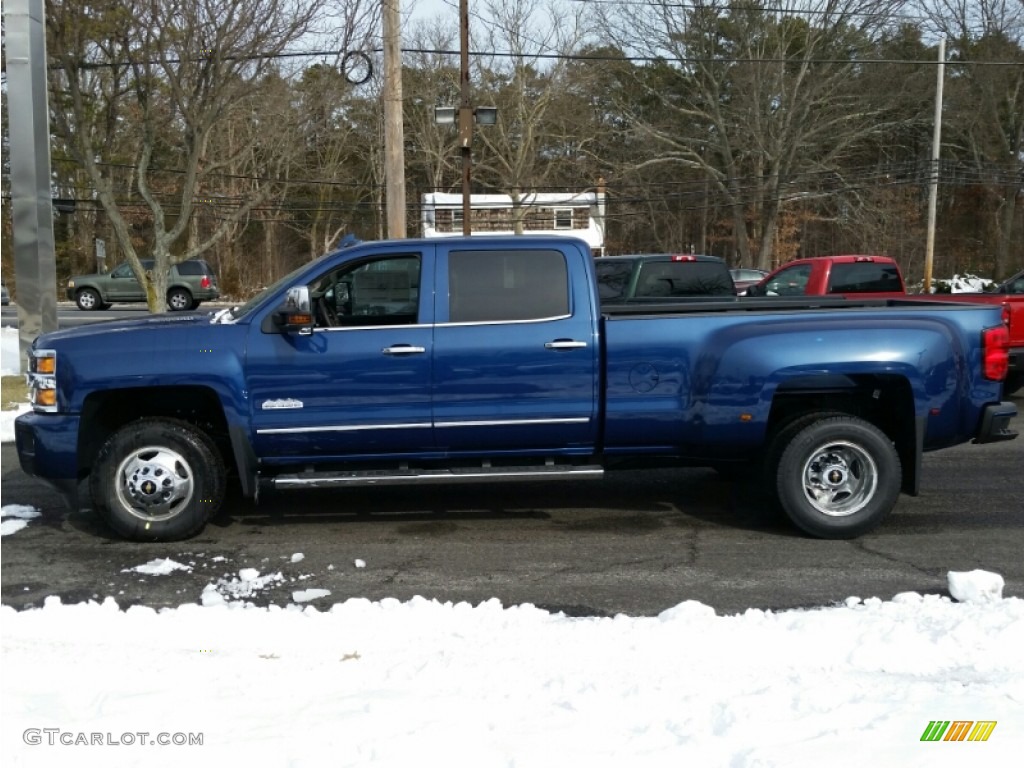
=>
[1,282,9,306]
[66,259,220,311]
[729,267,769,294]
[745,255,906,298]
[595,253,736,303]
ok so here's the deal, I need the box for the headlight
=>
[67,279,75,289]
[28,349,58,412]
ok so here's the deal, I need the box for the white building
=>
[421,190,606,255]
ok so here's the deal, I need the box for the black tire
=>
[89,418,226,541]
[76,288,104,311]
[167,288,193,311]
[774,415,900,539]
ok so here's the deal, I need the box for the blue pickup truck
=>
[15,236,1017,541]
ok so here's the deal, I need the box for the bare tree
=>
[47,0,329,311]
[471,0,597,233]
[598,0,905,269]
[403,19,463,211]
[914,0,1024,278]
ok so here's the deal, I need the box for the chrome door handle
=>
[382,345,426,355]
[544,340,588,350]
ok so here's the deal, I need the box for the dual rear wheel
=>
[769,415,901,539]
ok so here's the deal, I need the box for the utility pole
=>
[383,0,406,238]
[458,0,472,235]
[923,38,945,293]
[5,0,59,371]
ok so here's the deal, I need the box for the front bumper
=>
[974,401,1018,444]
[14,411,82,508]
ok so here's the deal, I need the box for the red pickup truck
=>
[747,259,1023,394]
[744,255,907,299]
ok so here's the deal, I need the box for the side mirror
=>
[746,283,764,297]
[275,286,314,333]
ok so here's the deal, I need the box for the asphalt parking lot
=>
[2,397,1022,616]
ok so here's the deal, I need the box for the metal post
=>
[923,38,945,294]
[5,0,59,371]
[459,0,472,235]
[383,0,406,238]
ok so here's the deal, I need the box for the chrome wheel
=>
[800,440,878,517]
[114,445,195,522]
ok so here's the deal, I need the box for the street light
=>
[433,106,456,125]
[429,0,497,236]
[433,104,498,235]
[474,106,497,126]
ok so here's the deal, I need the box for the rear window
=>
[828,263,901,293]
[449,249,569,323]
[633,261,734,298]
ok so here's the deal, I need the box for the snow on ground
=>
[0,577,1021,768]
[1,327,29,445]
[3,320,1022,767]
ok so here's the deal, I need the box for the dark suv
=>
[66,259,220,311]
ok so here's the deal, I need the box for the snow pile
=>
[0,504,40,536]
[949,569,1005,603]
[292,588,332,603]
[948,273,995,293]
[2,581,1023,767]
[200,569,285,606]
[122,558,194,576]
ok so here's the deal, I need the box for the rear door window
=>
[448,249,569,323]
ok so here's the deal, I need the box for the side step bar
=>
[265,463,604,490]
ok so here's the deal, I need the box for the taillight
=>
[670,254,697,261]
[201,276,211,288]
[982,324,1009,381]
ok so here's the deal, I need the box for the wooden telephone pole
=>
[383,0,406,238]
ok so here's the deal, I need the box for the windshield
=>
[226,258,327,320]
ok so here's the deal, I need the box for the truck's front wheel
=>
[774,416,900,539]
[90,418,225,541]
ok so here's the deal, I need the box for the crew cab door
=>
[247,248,435,460]
[432,243,599,454]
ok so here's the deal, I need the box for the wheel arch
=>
[79,385,240,486]
[75,283,108,302]
[766,373,920,495]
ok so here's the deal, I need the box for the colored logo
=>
[920,721,997,742]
